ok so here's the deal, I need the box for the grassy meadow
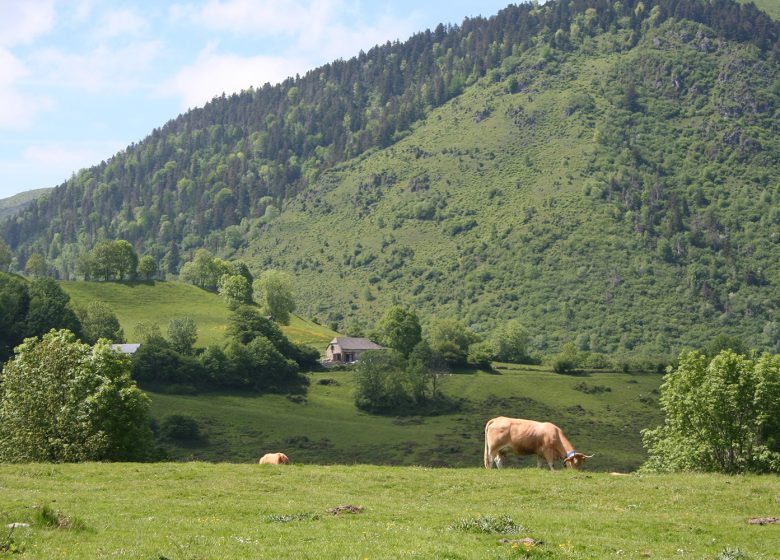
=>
[149,365,663,472]
[1,462,778,559]
[60,280,337,350]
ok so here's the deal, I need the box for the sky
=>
[0,0,518,200]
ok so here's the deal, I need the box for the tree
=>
[113,240,138,280]
[0,272,29,361]
[0,239,12,272]
[374,306,422,356]
[642,350,780,474]
[354,349,409,412]
[406,339,449,401]
[91,241,117,280]
[24,253,47,278]
[133,321,162,342]
[218,273,253,309]
[25,278,81,340]
[75,301,125,344]
[167,317,198,355]
[179,248,226,289]
[703,334,750,359]
[552,342,581,374]
[428,318,480,366]
[0,330,153,462]
[253,270,296,325]
[138,255,158,280]
[492,319,531,363]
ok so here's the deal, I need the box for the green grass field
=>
[60,280,337,350]
[149,365,663,472]
[1,463,777,559]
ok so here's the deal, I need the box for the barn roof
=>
[111,343,141,354]
[329,337,384,351]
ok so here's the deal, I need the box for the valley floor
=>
[1,463,777,559]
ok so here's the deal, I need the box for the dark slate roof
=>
[329,337,384,351]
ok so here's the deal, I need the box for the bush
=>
[642,350,780,474]
[0,330,153,462]
[160,415,202,442]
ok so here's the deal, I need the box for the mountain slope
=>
[242,17,780,356]
[1,0,779,356]
[0,188,51,221]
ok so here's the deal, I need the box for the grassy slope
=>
[60,280,337,349]
[1,462,778,559]
[742,0,780,19]
[240,25,767,356]
[149,365,663,472]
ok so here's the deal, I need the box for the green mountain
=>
[2,0,779,356]
[0,188,51,221]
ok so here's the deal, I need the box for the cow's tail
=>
[484,419,493,469]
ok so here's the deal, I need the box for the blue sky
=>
[0,0,518,200]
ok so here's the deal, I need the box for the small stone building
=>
[325,337,384,364]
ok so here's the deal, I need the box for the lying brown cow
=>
[484,417,592,470]
[258,452,290,465]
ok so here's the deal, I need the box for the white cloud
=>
[30,40,163,92]
[0,47,52,129]
[0,0,55,46]
[171,0,323,36]
[0,139,123,198]
[162,43,309,109]
[164,0,421,109]
[95,8,149,40]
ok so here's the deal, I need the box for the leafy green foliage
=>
[218,273,252,309]
[373,306,422,356]
[253,270,296,325]
[159,414,202,442]
[74,301,125,344]
[353,349,410,413]
[492,319,532,364]
[0,330,153,462]
[24,278,81,342]
[642,350,780,473]
[137,255,158,280]
[167,317,197,355]
[428,318,480,367]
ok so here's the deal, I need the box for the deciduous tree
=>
[374,306,422,357]
[253,270,296,325]
[0,330,153,462]
[642,350,780,474]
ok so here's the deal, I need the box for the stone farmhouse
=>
[324,337,384,364]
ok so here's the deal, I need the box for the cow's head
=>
[563,452,593,469]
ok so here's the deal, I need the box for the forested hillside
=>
[2,0,779,356]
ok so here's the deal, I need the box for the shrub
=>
[160,415,202,442]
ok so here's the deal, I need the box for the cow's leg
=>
[536,456,545,469]
[495,450,506,469]
[544,451,556,471]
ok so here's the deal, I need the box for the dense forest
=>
[1,0,779,356]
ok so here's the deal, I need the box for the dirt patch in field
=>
[748,517,778,525]
[326,505,364,515]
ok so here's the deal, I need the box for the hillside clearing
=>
[1,463,777,559]
[60,280,336,350]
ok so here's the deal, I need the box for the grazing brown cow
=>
[484,417,593,470]
[258,452,290,465]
